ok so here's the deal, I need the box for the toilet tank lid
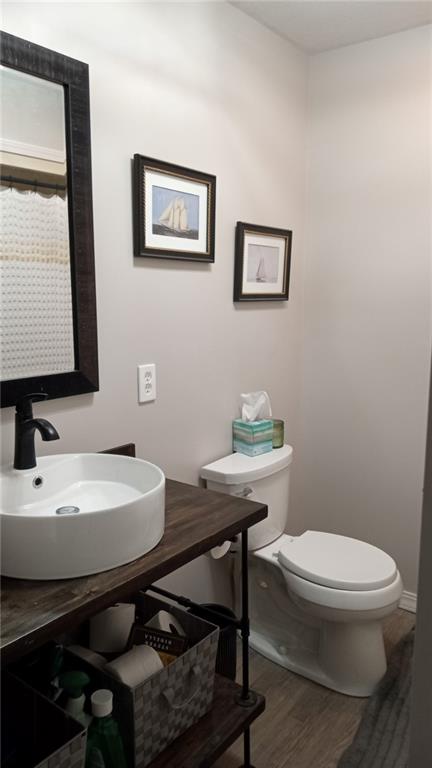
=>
[201,445,293,485]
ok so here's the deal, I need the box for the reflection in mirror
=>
[0,64,75,381]
[0,31,98,408]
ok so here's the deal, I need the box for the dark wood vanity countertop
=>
[1,479,267,666]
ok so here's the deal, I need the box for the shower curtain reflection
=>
[0,185,74,381]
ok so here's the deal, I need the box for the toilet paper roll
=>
[67,644,107,669]
[89,603,136,654]
[206,541,231,559]
[105,645,163,687]
[146,610,185,636]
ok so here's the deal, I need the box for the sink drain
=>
[56,506,80,515]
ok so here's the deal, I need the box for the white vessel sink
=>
[0,453,165,580]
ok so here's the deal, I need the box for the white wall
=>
[292,26,432,594]
[0,2,308,602]
[2,5,429,601]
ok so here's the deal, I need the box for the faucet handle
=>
[16,392,48,419]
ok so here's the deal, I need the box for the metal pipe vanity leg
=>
[237,528,257,768]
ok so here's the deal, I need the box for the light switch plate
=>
[138,364,156,403]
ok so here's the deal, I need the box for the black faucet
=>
[14,393,60,470]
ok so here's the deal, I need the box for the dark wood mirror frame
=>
[0,31,99,408]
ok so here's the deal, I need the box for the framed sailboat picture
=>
[133,155,216,262]
[233,222,292,302]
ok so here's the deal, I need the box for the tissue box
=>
[233,419,273,456]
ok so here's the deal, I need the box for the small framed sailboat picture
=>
[234,222,292,301]
[133,155,216,262]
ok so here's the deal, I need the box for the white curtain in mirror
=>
[0,186,74,380]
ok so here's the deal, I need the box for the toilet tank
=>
[200,445,293,551]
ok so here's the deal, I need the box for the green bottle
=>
[85,689,127,768]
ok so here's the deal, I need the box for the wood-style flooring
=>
[215,609,415,768]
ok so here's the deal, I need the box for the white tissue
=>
[240,391,272,422]
[146,610,185,636]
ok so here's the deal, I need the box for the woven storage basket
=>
[35,738,85,768]
[3,672,87,768]
[68,593,219,767]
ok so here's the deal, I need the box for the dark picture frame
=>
[133,155,216,262]
[0,31,98,408]
[233,222,292,302]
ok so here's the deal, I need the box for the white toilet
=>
[201,445,403,697]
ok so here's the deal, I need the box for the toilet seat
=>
[278,530,397,591]
[253,532,403,612]
[282,567,403,613]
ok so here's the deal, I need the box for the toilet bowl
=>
[201,446,403,697]
[248,532,402,696]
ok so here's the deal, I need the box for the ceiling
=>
[231,1,432,53]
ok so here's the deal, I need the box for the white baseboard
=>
[399,590,417,613]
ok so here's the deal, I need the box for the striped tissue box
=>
[232,418,273,457]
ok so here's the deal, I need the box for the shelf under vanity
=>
[1,445,268,767]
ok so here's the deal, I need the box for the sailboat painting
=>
[134,154,216,261]
[246,244,279,283]
[152,186,199,240]
[234,222,292,301]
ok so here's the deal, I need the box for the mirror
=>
[0,31,98,408]
[0,65,73,381]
